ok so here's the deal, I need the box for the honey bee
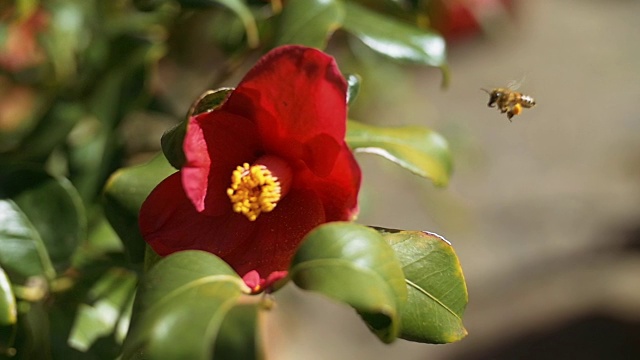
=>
[482,86,536,121]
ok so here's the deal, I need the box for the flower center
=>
[227,155,292,221]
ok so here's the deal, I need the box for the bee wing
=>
[507,74,527,91]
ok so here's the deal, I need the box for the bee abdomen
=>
[520,95,536,108]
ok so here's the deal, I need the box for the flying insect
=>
[482,86,536,121]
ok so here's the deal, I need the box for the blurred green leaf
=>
[2,102,85,163]
[177,0,259,48]
[213,303,263,360]
[290,222,407,343]
[0,164,92,282]
[68,36,161,202]
[377,228,468,343]
[133,0,169,12]
[342,2,446,68]
[346,120,452,186]
[162,88,233,169]
[41,1,87,82]
[18,301,52,360]
[0,199,55,281]
[275,0,344,48]
[346,73,362,106]
[103,155,175,264]
[122,251,249,360]
[0,166,86,273]
[68,268,137,352]
[71,212,124,269]
[0,266,17,354]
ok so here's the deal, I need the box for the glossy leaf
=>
[377,228,468,343]
[275,0,344,48]
[213,303,263,360]
[342,2,446,68]
[346,73,362,106]
[122,251,250,360]
[346,120,452,186]
[0,200,55,282]
[177,0,259,48]
[0,165,84,282]
[68,268,137,351]
[0,166,86,273]
[0,266,17,353]
[103,155,176,263]
[290,222,407,343]
[161,88,233,169]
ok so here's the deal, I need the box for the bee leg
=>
[507,111,514,121]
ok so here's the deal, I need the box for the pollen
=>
[227,163,282,221]
[512,103,523,115]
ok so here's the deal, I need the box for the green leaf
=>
[290,222,407,343]
[0,165,86,273]
[177,0,259,48]
[122,251,250,360]
[1,102,85,163]
[0,164,90,281]
[103,155,176,263]
[346,73,362,106]
[161,88,233,169]
[377,228,468,343]
[275,0,344,48]
[68,36,161,202]
[213,303,263,360]
[0,199,55,282]
[68,268,137,351]
[342,2,446,68]
[0,266,17,354]
[346,120,452,186]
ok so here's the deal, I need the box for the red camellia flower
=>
[140,45,361,292]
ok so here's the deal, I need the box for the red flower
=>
[139,46,361,291]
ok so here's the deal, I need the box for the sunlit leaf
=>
[377,227,468,343]
[122,251,250,360]
[275,0,344,48]
[346,73,362,106]
[347,120,452,186]
[0,266,17,353]
[103,155,175,263]
[290,222,407,343]
[342,2,446,68]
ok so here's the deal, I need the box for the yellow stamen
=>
[227,163,282,221]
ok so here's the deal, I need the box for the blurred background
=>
[2,0,640,358]
[268,0,640,359]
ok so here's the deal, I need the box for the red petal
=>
[183,110,261,216]
[221,188,325,277]
[140,174,326,278]
[294,143,361,221]
[242,270,261,290]
[139,173,257,257]
[223,45,348,178]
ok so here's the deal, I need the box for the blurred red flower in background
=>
[140,46,361,292]
[0,7,49,72]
